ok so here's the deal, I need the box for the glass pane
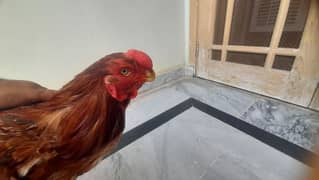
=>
[211,50,222,61]
[226,51,266,66]
[229,0,280,46]
[272,55,295,71]
[279,0,310,48]
[213,0,228,44]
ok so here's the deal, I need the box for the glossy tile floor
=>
[79,78,317,180]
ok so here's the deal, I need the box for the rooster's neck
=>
[39,87,128,159]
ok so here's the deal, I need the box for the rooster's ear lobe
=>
[104,76,111,85]
[103,76,118,85]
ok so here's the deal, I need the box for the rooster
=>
[0,49,155,180]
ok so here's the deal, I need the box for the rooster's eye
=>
[120,68,130,76]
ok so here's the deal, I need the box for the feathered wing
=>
[0,97,126,180]
[0,112,58,179]
[0,54,135,179]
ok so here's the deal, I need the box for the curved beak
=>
[145,70,156,82]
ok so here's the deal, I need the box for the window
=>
[211,0,309,71]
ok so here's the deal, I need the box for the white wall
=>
[0,0,185,89]
[184,0,190,65]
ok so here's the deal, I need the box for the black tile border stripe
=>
[110,98,316,167]
[115,98,193,152]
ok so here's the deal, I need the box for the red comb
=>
[125,49,153,69]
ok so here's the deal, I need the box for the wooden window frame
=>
[208,0,300,71]
[190,0,319,110]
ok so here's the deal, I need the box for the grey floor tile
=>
[80,108,307,180]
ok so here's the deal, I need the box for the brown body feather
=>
[0,54,131,179]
